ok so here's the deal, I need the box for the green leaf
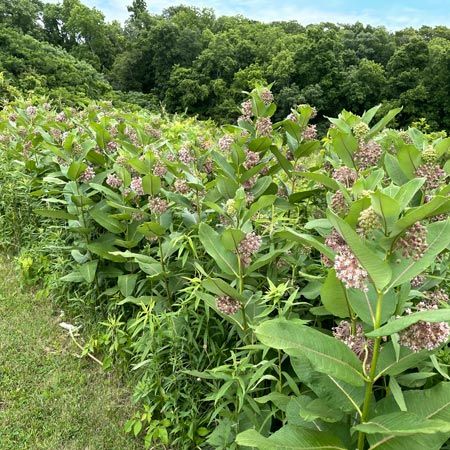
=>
[34,208,77,220]
[255,319,365,386]
[397,145,421,178]
[118,274,138,297]
[236,426,347,450]
[354,412,450,435]
[142,174,161,196]
[198,223,239,277]
[367,308,450,337]
[249,136,272,152]
[291,356,365,414]
[79,260,98,283]
[389,377,407,412]
[362,104,382,124]
[391,197,449,236]
[296,171,340,191]
[67,161,87,181]
[370,192,400,233]
[394,178,425,210]
[137,221,165,237]
[89,204,126,234]
[327,210,392,290]
[276,228,335,260]
[388,219,450,288]
[384,153,409,185]
[320,270,350,318]
[202,278,245,303]
[332,132,358,168]
[368,107,402,137]
[221,228,245,251]
[298,398,344,423]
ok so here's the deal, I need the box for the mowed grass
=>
[0,255,141,450]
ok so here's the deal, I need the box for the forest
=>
[1,1,450,450]
[1,0,450,129]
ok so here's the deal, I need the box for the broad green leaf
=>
[298,398,344,423]
[236,426,347,450]
[367,309,450,337]
[79,260,98,283]
[391,196,449,236]
[118,274,138,297]
[89,204,126,234]
[320,269,350,318]
[397,144,421,178]
[332,132,358,168]
[362,105,382,124]
[384,153,409,185]
[34,208,77,220]
[198,223,239,277]
[368,107,402,136]
[60,271,85,282]
[348,286,397,327]
[142,174,161,196]
[137,221,165,237]
[255,319,365,386]
[393,178,425,210]
[270,145,293,176]
[389,377,407,412]
[296,171,340,191]
[276,228,334,260]
[354,412,450,435]
[248,136,272,152]
[387,219,450,288]
[243,195,276,222]
[202,278,245,303]
[327,210,392,290]
[221,228,245,251]
[368,382,450,450]
[291,356,365,413]
[67,161,87,181]
[370,192,400,233]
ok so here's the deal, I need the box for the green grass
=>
[0,255,141,450]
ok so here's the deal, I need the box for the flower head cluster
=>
[411,274,426,288]
[130,177,144,195]
[302,124,317,140]
[322,230,346,267]
[149,196,169,215]
[79,166,95,183]
[153,162,167,177]
[333,321,373,361]
[239,100,253,122]
[334,246,369,291]
[286,113,297,122]
[203,158,214,174]
[225,199,237,216]
[106,141,118,153]
[8,113,17,122]
[330,191,349,216]
[332,167,357,187]
[124,127,139,145]
[218,135,234,152]
[354,140,382,170]
[145,126,162,139]
[399,302,450,352]
[352,122,370,141]
[416,163,446,191]
[357,207,381,236]
[55,111,66,122]
[424,289,449,307]
[255,117,272,137]
[106,174,122,188]
[216,296,241,315]
[174,179,190,194]
[238,232,262,266]
[422,145,438,163]
[395,222,428,261]
[398,130,412,144]
[26,106,37,117]
[260,89,274,105]
[178,146,195,164]
[243,150,260,170]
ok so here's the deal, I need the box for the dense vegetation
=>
[1,86,449,449]
[1,0,450,128]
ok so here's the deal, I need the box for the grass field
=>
[0,255,140,450]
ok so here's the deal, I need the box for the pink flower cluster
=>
[255,117,272,137]
[130,177,144,195]
[178,146,195,164]
[334,247,369,291]
[149,196,169,215]
[218,135,234,152]
[106,174,122,188]
[354,140,382,170]
[302,125,317,140]
[333,321,373,361]
[243,150,260,170]
[216,296,241,315]
[79,166,95,183]
[395,222,428,261]
[416,163,446,191]
[332,167,357,187]
[238,232,262,267]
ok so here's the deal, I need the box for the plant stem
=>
[357,290,384,450]
[158,238,172,305]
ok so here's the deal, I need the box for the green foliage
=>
[0,86,449,450]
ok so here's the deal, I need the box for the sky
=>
[68,0,450,29]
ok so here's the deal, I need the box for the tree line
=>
[1,0,449,129]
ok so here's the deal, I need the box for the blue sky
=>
[70,0,450,28]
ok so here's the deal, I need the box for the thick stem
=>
[357,290,384,450]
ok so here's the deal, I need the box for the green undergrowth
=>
[0,254,140,450]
